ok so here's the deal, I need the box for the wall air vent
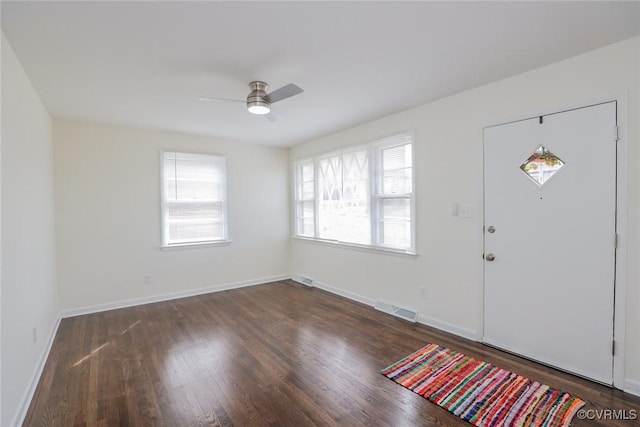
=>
[374,300,418,323]
[292,275,314,286]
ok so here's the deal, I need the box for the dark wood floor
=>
[25,280,640,426]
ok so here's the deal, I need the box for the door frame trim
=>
[478,92,628,389]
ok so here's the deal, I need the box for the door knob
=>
[487,226,496,233]
[485,253,496,261]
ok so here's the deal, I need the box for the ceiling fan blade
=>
[265,110,282,122]
[264,83,303,104]
[198,96,245,104]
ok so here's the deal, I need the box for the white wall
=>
[1,32,3,427]
[2,31,638,426]
[1,33,59,427]
[290,37,640,384]
[54,121,290,313]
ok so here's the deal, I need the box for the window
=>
[318,147,370,244]
[519,145,565,186]
[375,141,413,249]
[294,132,414,253]
[161,152,228,247]
[295,159,315,237]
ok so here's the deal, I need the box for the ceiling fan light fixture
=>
[247,81,271,115]
[247,100,271,115]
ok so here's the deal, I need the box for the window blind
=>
[375,140,413,249]
[162,152,228,246]
[295,159,315,237]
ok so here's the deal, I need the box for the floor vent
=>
[374,300,418,323]
[292,275,314,286]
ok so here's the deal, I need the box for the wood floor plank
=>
[23,280,640,426]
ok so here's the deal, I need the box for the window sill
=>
[291,236,417,258]
[160,240,232,250]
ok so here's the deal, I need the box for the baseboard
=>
[624,379,640,397]
[11,316,61,427]
[291,274,314,286]
[310,279,376,307]
[417,313,478,341]
[305,276,477,341]
[60,274,291,318]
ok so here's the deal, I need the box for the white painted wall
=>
[2,31,638,426]
[290,37,640,384]
[1,34,59,427]
[1,32,3,427]
[54,121,290,313]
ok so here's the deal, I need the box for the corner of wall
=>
[1,31,59,427]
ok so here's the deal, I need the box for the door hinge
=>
[614,125,619,142]
[612,340,616,356]
[614,233,619,249]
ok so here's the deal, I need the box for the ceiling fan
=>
[199,81,304,121]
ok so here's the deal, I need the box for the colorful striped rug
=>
[381,344,585,427]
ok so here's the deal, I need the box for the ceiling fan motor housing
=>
[247,81,270,114]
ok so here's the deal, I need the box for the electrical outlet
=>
[32,327,37,343]
[143,273,151,285]
[420,287,428,300]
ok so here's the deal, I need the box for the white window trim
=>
[159,150,231,249]
[293,131,416,255]
[160,240,232,251]
[292,235,417,257]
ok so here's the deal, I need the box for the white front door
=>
[483,102,617,384]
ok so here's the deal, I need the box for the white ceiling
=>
[2,1,639,147]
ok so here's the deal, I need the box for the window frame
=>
[294,158,316,238]
[372,136,415,252]
[316,144,371,245]
[160,150,231,249]
[293,132,416,255]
